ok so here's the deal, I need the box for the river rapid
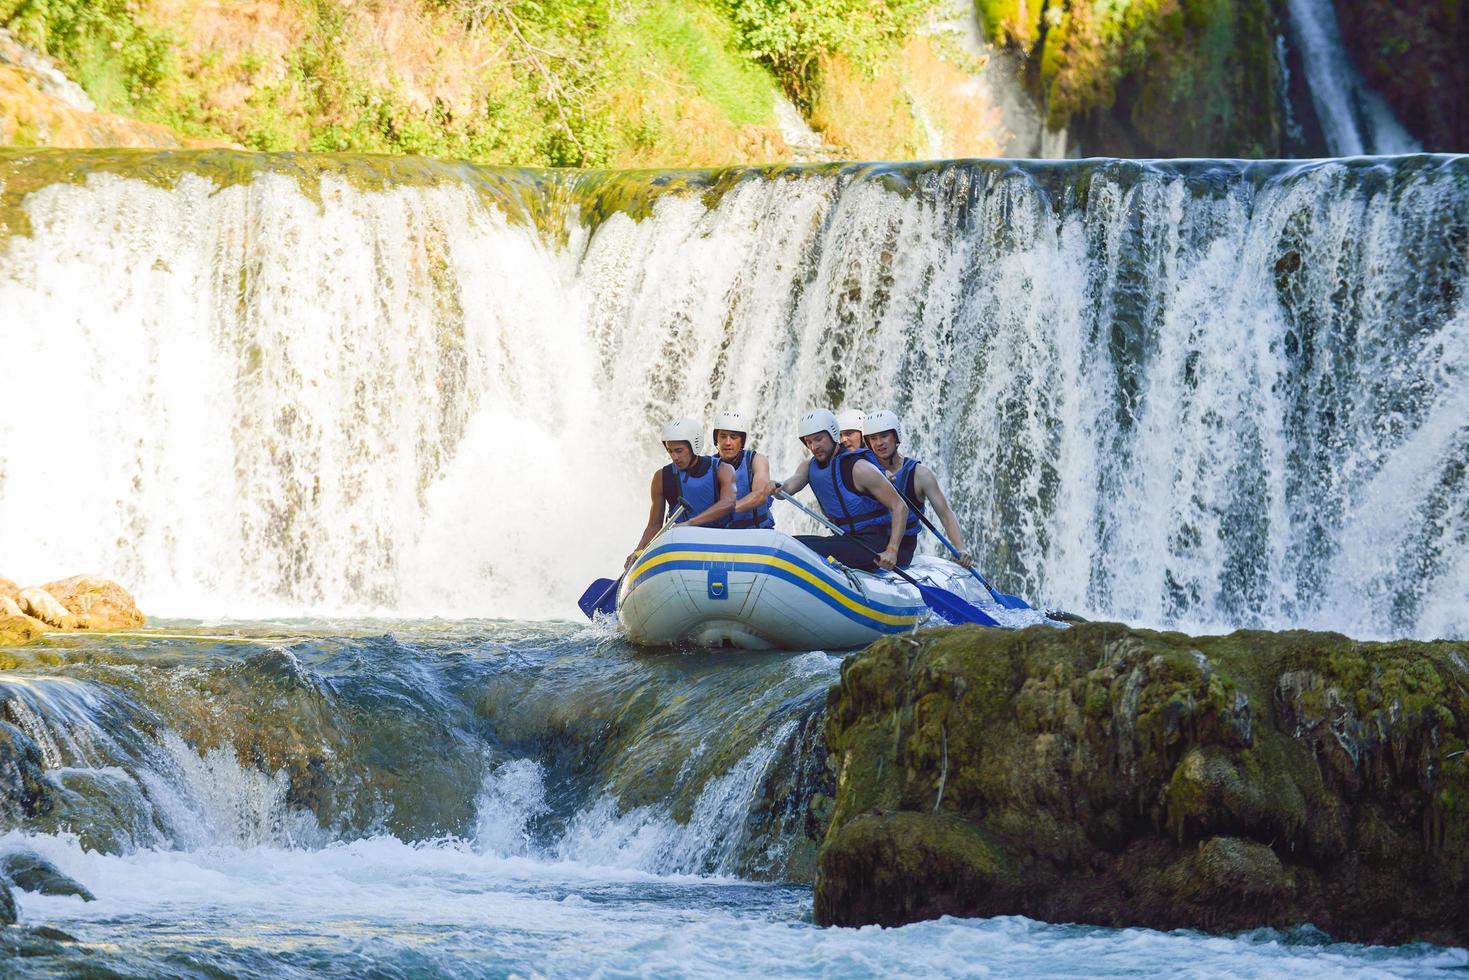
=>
[1,620,1466,977]
[1,149,1467,974]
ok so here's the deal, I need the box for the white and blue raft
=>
[609,526,1057,650]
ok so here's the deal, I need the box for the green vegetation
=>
[641,2,776,126]
[723,0,934,104]
[0,0,173,114]
[0,0,943,166]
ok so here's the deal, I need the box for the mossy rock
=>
[816,622,1469,944]
[0,848,94,901]
[815,810,1020,926]
[976,0,1286,157]
[0,720,50,823]
[0,615,48,647]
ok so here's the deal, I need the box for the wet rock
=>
[1334,0,1468,152]
[0,614,48,647]
[0,877,14,925]
[0,720,50,822]
[0,849,94,901]
[16,589,76,630]
[0,923,76,956]
[816,811,1018,927]
[39,575,145,630]
[816,623,1469,946]
[27,767,154,855]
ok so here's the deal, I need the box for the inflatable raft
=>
[616,526,1043,650]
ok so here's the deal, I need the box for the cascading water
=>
[2,151,1464,640]
[0,622,851,973]
[1283,0,1420,155]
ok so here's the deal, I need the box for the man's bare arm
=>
[627,471,668,566]
[733,452,772,513]
[684,462,737,527]
[851,460,907,570]
[916,466,971,566]
[760,457,810,498]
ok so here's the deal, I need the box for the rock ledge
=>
[815,623,1469,946]
[0,574,145,645]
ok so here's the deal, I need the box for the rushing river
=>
[1,149,1467,973]
[1,622,1466,977]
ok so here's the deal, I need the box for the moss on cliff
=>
[817,622,1469,944]
[975,0,1284,156]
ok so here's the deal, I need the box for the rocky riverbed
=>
[0,575,144,645]
[815,622,1469,946]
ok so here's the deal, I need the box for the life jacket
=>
[886,456,924,539]
[662,455,722,523]
[809,448,891,534]
[723,449,775,529]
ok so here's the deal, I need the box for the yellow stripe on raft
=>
[629,549,921,627]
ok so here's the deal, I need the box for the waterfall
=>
[1283,0,1420,155]
[1,152,1465,640]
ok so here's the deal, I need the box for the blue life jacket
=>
[662,455,723,523]
[724,449,775,529]
[887,457,924,539]
[809,448,891,534]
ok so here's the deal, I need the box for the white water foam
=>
[6,829,1466,977]
[476,719,800,877]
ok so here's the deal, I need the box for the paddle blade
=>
[577,577,619,620]
[917,584,1001,627]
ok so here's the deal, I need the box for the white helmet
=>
[863,409,903,443]
[712,409,749,438]
[835,409,865,434]
[661,418,704,455]
[797,409,840,444]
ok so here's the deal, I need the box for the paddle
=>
[576,578,619,620]
[892,487,1031,610]
[774,490,1000,628]
[578,504,686,620]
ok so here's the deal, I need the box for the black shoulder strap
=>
[661,463,678,508]
[900,459,918,501]
[839,452,870,499]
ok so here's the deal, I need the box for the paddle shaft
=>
[601,503,688,603]
[774,489,999,627]
[890,485,1004,600]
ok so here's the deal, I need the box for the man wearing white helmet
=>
[712,409,776,529]
[863,409,973,568]
[835,409,867,454]
[626,418,736,568]
[760,409,908,571]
